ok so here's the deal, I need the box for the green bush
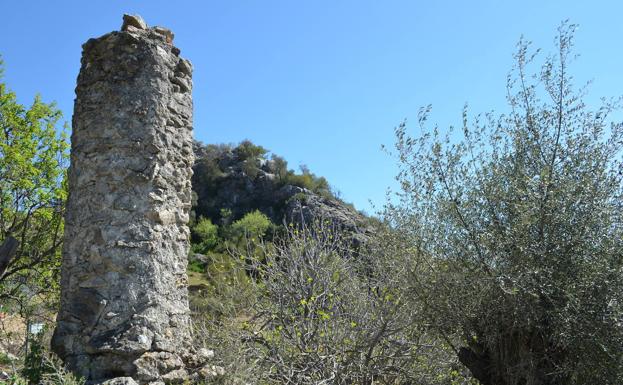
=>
[233,139,267,161]
[286,192,308,205]
[22,327,48,385]
[8,352,85,385]
[187,259,205,273]
[230,210,271,241]
[0,351,13,365]
[192,217,219,254]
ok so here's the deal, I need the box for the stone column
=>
[52,15,197,384]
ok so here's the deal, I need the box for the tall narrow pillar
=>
[52,15,196,384]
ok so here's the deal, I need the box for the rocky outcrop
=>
[52,15,213,384]
[284,188,375,248]
[192,142,375,246]
[192,143,289,222]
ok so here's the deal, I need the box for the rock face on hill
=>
[284,190,374,247]
[192,142,375,246]
[193,143,290,222]
[52,15,214,385]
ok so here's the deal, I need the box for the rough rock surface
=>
[100,378,139,385]
[192,142,375,246]
[52,15,202,384]
[284,189,375,248]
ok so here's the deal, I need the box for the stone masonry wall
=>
[52,15,199,384]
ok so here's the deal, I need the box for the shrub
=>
[192,217,219,254]
[238,222,467,385]
[233,140,267,161]
[387,22,623,385]
[230,210,272,241]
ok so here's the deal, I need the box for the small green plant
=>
[22,327,48,385]
[8,353,85,385]
[286,192,308,205]
[7,374,29,385]
[192,217,219,254]
[0,351,13,365]
[187,259,205,273]
[40,354,85,385]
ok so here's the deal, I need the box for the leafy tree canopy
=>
[0,57,69,307]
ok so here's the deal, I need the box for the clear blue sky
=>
[1,1,622,214]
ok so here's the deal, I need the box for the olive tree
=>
[386,23,623,385]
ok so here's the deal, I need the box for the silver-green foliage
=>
[8,353,85,385]
[241,222,470,385]
[386,22,623,385]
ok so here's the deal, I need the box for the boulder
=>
[121,14,147,31]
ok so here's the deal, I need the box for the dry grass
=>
[0,313,26,356]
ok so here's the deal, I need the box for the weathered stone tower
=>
[52,15,198,384]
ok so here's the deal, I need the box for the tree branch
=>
[0,236,19,279]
